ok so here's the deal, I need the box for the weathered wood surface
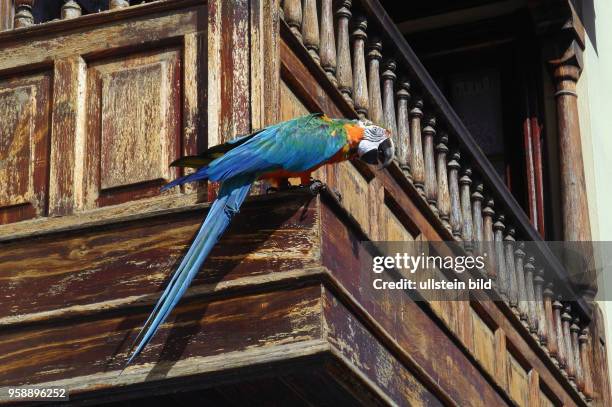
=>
[0,194,320,325]
[278,30,590,406]
[0,0,207,229]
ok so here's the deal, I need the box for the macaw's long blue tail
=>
[125,174,255,367]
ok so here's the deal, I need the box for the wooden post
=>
[319,0,336,85]
[351,16,369,119]
[62,0,82,20]
[335,0,353,106]
[504,228,518,310]
[283,0,302,41]
[396,78,411,176]
[515,243,528,322]
[546,32,596,301]
[301,0,319,63]
[366,38,383,125]
[543,283,558,360]
[381,59,397,137]
[459,168,473,253]
[483,198,496,280]
[423,116,438,213]
[14,0,33,28]
[436,133,451,230]
[1,0,14,31]
[410,98,425,193]
[447,151,462,240]
[494,214,507,297]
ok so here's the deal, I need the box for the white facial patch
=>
[357,125,387,157]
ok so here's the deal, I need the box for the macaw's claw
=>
[332,188,342,202]
[308,179,327,196]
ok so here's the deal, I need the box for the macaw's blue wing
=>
[161,114,348,191]
[125,174,255,366]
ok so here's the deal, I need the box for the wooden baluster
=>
[423,116,438,214]
[482,198,496,280]
[410,98,425,194]
[471,182,484,256]
[579,328,594,400]
[62,0,82,19]
[553,297,567,370]
[351,17,369,119]
[366,38,383,124]
[110,0,129,9]
[524,256,538,334]
[301,0,320,63]
[562,305,576,380]
[572,318,584,392]
[504,227,518,310]
[319,0,337,85]
[335,0,353,106]
[544,283,558,359]
[382,59,397,137]
[14,0,33,28]
[460,168,473,253]
[436,133,451,231]
[283,0,302,41]
[534,269,547,345]
[494,214,507,297]
[396,79,411,177]
[515,242,528,322]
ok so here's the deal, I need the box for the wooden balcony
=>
[0,0,609,406]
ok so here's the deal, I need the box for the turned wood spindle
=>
[396,79,411,174]
[579,328,594,400]
[283,0,302,41]
[471,183,484,255]
[515,243,528,322]
[523,256,539,334]
[366,38,383,125]
[423,116,438,213]
[504,227,518,309]
[447,151,462,240]
[319,0,337,85]
[436,133,451,230]
[301,0,320,63]
[14,0,34,28]
[553,297,567,370]
[460,168,474,253]
[493,214,507,296]
[544,283,558,358]
[534,269,547,345]
[335,0,353,106]
[562,305,576,380]
[524,257,538,334]
[62,0,82,19]
[409,99,426,193]
[482,198,496,280]
[382,59,398,139]
[351,17,369,119]
[571,318,584,391]
[110,0,129,9]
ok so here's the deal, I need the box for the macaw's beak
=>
[359,137,395,168]
[378,138,394,169]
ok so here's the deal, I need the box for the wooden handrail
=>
[355,0,591,321]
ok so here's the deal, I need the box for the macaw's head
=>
[354,119,394,168]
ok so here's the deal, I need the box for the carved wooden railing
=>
[281,0,595,402]
[6,0,148,29]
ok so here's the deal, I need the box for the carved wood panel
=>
[0,72,51,224]
[84,48,181,208]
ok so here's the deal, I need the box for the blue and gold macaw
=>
[125,113,393,366]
